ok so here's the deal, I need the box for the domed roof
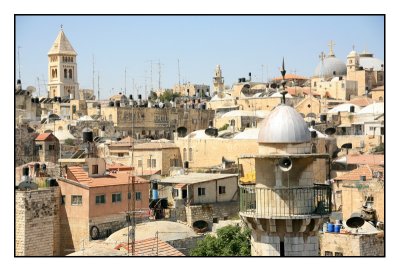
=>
[258,104,311,144]
[327,103,360,114]
[359,51,384,71]
[357,102,384,115]
[347,50,358,58]
[314,56,347,78]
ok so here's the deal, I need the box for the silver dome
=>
[359,56,384,71]
[314,56,347,77]
[258,104,311,144]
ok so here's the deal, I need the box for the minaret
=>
[47,25,79,99]
[213,65,224,94]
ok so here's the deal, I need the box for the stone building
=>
[56,158,149,255]
[15,124,40,167]
[173,83,210,97]
[35,133,60,164]
[239,102,331,256]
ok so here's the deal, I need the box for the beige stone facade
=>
[173,83,210,97]
[16,187,61,256]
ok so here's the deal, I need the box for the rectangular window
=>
[112,193,122,203]
[173,189,179,198]
[95,194,106,204]
[135,192,142,201]
[71,195,82,206]
[49,145,55,151]
[92,164,98,175]
[147,159,151,168]
[325,251,333,256]
[335,252,343,256]
[118,153,124,157]
[61,195,65,205]
[138,160,142,167]
[198,187,206,196]
[218,186,226,195]
[152,159,156,168]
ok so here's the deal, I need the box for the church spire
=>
[48,27,77,56]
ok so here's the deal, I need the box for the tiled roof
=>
[346,154,384,166]
[334,165,384,181]
[35,133,55,141]
[349,96,375,107]
[115,238,185,256]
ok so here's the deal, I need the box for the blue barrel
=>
[327,223,334,232]
[152,189,158,200]
[334,224,341,233]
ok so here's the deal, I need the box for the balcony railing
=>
[239,184,331,218]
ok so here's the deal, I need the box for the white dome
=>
[357,102,384,115]
[258,104,311,144]
[314,56,347,77]
[359,56,384,71]
[328,103,360,114]
[270,92,293,98]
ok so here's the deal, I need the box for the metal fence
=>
[239,184,331,218]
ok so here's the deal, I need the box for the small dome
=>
[359,55,384,71]
[258,104,311,144]
[347,50,358,58]
[314,56,347,77]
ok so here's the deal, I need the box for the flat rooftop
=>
[159,172,238,185]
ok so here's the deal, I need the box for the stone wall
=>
[16,187,60,256]
[166,236,205,256]
[320,232,384,256]
[89,213,129,240]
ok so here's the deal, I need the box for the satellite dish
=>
[341,143,352,149]
[346,216,365,229]
[278,157,292,172]
[26,86,36,94]
[205,128,218,137]
[325,127,336,135]
[177,127,187,137]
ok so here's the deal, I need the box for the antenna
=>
[37,77,41,97]
[17,46,22,80]
[97,71,100,101]
[92,55,95,97]
[124,67,127,95]
[177,59,181,93]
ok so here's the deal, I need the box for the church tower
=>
[47,26,79,99]
[213,64,224,94]
[346,47,360,75]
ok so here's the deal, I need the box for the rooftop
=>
[334,165,384,181]
[35,132,57,141]
[159,172,238,185]
[115,238,185,256]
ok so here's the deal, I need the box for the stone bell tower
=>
[213,64,224,94]
[47,26,79,99]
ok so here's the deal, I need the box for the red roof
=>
[115,237,185,256]
[334,165,384,181]
[272,74,308,81]
[35,133,56,141]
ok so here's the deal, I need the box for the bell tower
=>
[213,64,224,94]
[47,26,79,99]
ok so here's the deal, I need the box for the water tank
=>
[327,223,334,232]
[115,101,120,107]
[109,101,114,107]
[58,97,62,103]
[334,224,341,233]
[129,94,133,100]
[311,131,317,138]
[31,98,35,103]
[82,129,93,142]
[201,104,206,110]
[350,106,355,113]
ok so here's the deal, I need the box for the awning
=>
[174,183,187,189]
[338,124,352,127]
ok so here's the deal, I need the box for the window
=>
[138,160,142,167]
[313,82,316,87]
[135,192,142,201]
[112,193,122,203]
[152,159,156,168]
[69,69,72,79]
[61,195,65,205]
[147,159,151,168]
[173,189,179,198]
[118,153,124,157]
[71,195,82,206]
[49,145,55,151]
[183,148,187,162]
[335,252,343,256]
[198,187,206,196]
[128,192,131,199]
[64,69,67,78]
[72,105,76,113]
[189,148,193,161]
[92,164,98,175]
[325,251,333,256]
[218,186,226,195]
[95,194,106,204]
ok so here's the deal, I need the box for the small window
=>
[71,195,82,206]
[218,186,226,195]
[112,193,122,203]
[69,69,72,79]
[325,251,333,256]
[135,192,142,201]
[61,195,65,205]
[173,189,179,198]
[189,148,193,161]
[72,105,76,113]
[335,252,343,256]
[49,145,55,151]
[152,159,156,168]
[147,159,151,168]
[128,192,131,199]
[198,187,206,196]
[92,164,98,175]
[95,194,106,204]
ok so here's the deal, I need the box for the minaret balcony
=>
[239,184,331,219]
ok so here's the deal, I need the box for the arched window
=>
[189,148,193,161]
[69,69,72,79]
[55,69,57,78]
[183,148,187,162]
[64,69,67,78]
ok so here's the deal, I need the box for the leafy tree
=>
[159,89,181,103]
[64,138,75,146]
[190,225,251,256]
[218,124,229,131]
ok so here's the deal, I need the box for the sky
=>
[15,15,384,99]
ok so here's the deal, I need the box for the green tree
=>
[218,124,229,131]
[190,225,251,256]
[64,138,75,146]
[159,89,181,103]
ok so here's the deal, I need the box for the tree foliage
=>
[159,89,181,103]
[190,225,251,256]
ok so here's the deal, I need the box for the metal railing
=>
[239,184,331,218]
